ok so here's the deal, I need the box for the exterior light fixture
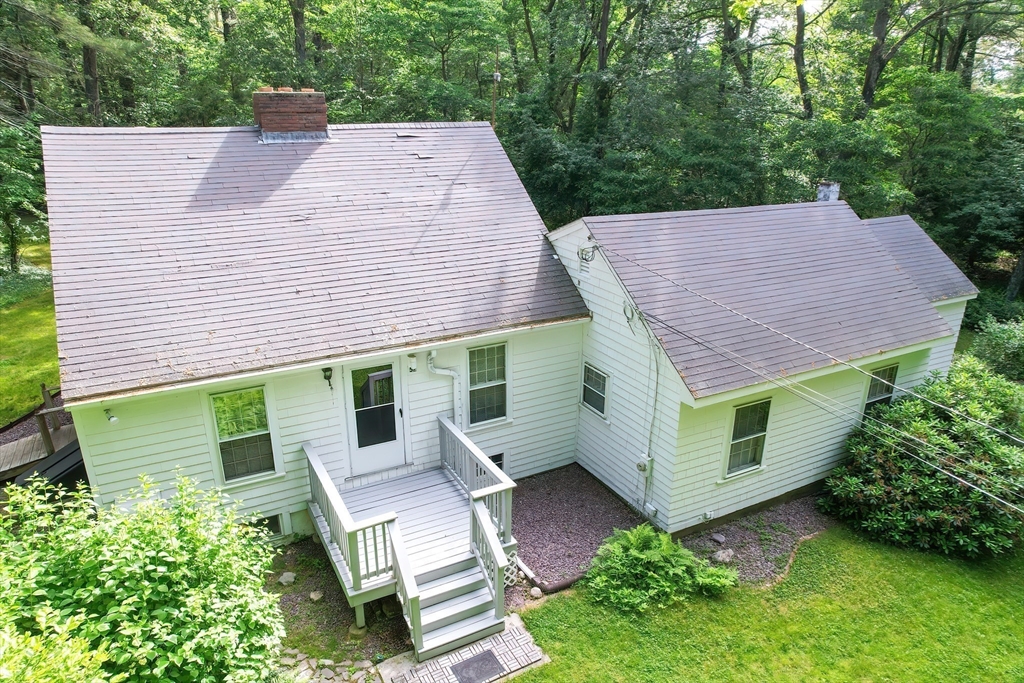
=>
[104,409,119,424]
[408,354,418,372]
[322,367,333,389]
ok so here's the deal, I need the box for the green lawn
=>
[0,288,58,426]
[519,527,1024,682]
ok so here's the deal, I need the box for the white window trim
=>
[465,340,513,431]
[580,361,611,420]
[721,397,772,480]
[202,382,285,489]
[863,363,900,413]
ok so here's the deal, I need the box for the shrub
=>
[821,356,1024,557]
[0,608,112,683]
[583,524,737,612]
[972,316,1024,382]
[962,288,1024,330]
[0,475,284,682]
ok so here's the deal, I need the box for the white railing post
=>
[388,519,422,653]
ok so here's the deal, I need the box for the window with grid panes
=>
[468,343,507,424]
[211,387,276,481]
[582,363,608,416]
[728,399,770,475]
[865,365,899,414]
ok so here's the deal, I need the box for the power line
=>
[599,243,1024,447]
[641,311,1024,515]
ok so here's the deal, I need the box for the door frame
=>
[344,358,407,477]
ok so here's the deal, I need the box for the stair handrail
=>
[304,442,397,591]
[437,415,515,543]
[388,519,423,654]
[470,499,507,621]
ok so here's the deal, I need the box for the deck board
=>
[0,425,77,479]
[340,467,471,572]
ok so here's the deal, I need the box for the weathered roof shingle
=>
[42,122,589,401]
[582,202,957,398]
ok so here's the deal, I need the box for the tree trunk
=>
[594,0,613,133]
[794,1,812,118]
[1007,250,1024,302]
[521,0,540,62]
[289,0,306,66]
[859,0,892,112]
[960,34,977,89]
[79,0,100,123]
[944,20,969,72]
[932,13,947,72]
[4,217,18,274]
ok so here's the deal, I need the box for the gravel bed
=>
[1,394,73,446]
[512,463,643,584]
[680,495,834,584]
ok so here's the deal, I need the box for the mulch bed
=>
[0,394,73,447]
[679,495,834,585]
[511,463,643,586]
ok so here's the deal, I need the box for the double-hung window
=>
[581,363,608,417]
[469,343,507,425]
[728,399,771,475]
[865,365,899,414]
[211,387,276,481]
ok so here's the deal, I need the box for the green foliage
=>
[0,263,51,308]
[0,608,113,683]
[0,475,285,682]
[972,316,1024,382]
[821,356,1024,557]
[963,288,1024,330]
[0,123,46,274]
[583,524,737,612]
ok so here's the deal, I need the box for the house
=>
[39,89,976,660]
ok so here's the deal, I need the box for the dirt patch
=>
[679,495,834,585]
[265,537,410,663]
[511,463,643,584]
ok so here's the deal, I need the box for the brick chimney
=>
[816,181,840,202]
[252,87,328,141]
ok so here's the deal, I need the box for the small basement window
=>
[211,387,276,481]
[489,453,505,471]
[728,399,771,475]
[581,363,608,417]
[469,343,507,424]
[255,514,283,537]
[865,365,899,414]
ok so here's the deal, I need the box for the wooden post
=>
[35,413,55,455]
[41,384,60,431]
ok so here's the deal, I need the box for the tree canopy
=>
[1,0,1022,296]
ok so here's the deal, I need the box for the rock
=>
[711,548,735,564]
[529,586,542,599]
[339,660,353,667]
[309,658,318,669]
[352,672,366,682]
[280,657,296,666]
[710,533,726,545]
[285,648,301,655]
[319,659,334,667]
[309,590,323,602]
[278,571,297,586]
[320,669,335,680]
[297,653,308,662]
[353,660,372,669]
[381,600,399,618]
[347,624,367,641]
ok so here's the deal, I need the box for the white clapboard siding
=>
[548,223,684,520]
[71,322,584,529]
[927,300,968,378]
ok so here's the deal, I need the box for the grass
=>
[518,527,1024,682]
[0,288,58,426]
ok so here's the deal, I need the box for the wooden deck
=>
[0,424,77,480]
[341,468,471,576]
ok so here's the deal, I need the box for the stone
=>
[319,659,334,667]
[320,669,335,680]
[309,658,318,669]
[710,533,726,545]
[518,571,526,580]
[353,660,372,669]
[351,672,366,682]
[711,548,735,564]
[381,600,399,618]
[529,586,542,599]
[280,657,296,666]
[339,660,353,667]
[309,590,323,602]
[347,624,367,641]
[285,648,301,655]
[297,653,308,662]
[278,572,296,586]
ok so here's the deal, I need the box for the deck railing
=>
[388,519,423,653]
[305,443,398,591]
[470,499,507,620]
[437,415,515,544]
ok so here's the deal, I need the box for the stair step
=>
[418,567,488,608]
[421,587,494,631]
[415,551,476,585]
[418,611,505,661]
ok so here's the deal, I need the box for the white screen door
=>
[347,362,405,476]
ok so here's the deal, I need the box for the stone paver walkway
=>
[281,649,384,682]
[383,615,546,683]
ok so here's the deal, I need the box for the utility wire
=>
[642,311,1024,515]
[599,243,1024,447]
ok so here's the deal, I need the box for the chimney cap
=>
[817,181,840,202]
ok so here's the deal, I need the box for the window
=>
[254,514,283,536]
[865,365,899,414]
[489,453,505,471]
[728,400,771,475]
[351,364,397,448]
[581,363,608,417]
[211,387,275,481]
[469,343,507,424]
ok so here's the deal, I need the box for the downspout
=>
[427,350,463,428]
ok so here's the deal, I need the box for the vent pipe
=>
[816,181,840,202]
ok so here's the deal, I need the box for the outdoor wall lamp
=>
[322,367,333,389]
[104,409,119,424]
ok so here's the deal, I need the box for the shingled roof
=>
[863,215,978,302]
[581,202,957,398]
[42,122,589,402]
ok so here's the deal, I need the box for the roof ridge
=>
[580,200,852,224]
[41,121,492,136]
